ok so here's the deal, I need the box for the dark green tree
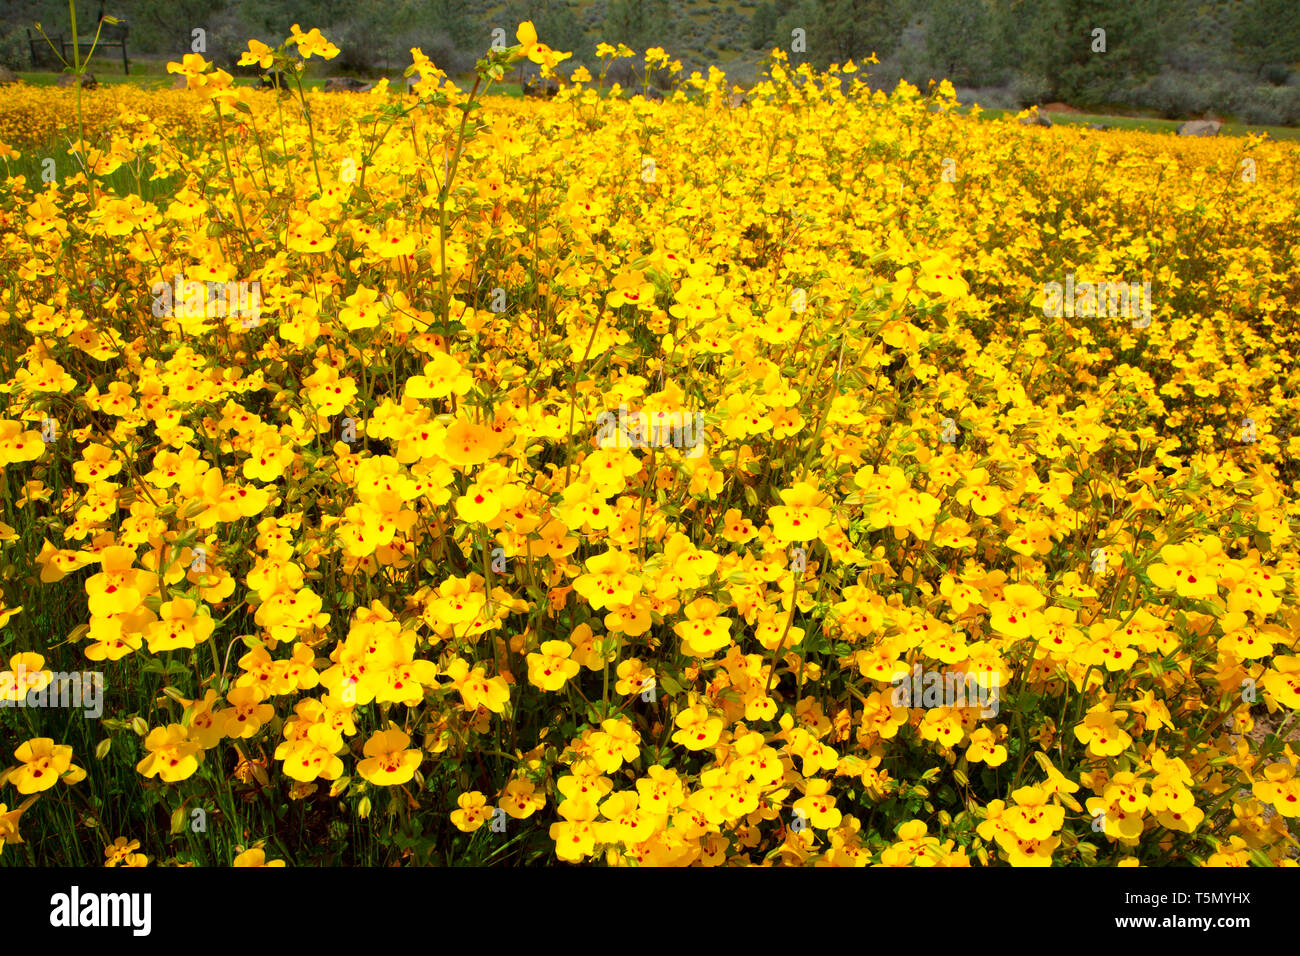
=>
[989,0,1070,92]
[991,0,1166,103]
[421,0,476,50]
[924,0,995,86]
[505,0,589,61]
[749,1,779,51]
[773,0,906,70]
[1232,0,1300,79]
[603,0,674,54]
[1055,0,1167,103]
[119,0,231,56]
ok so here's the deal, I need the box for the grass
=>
[10,68,1296,139]
[974,106,1300,141]
[17,70,338,91]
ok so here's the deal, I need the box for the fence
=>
[26,27,130,75]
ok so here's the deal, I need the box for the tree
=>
[988,0,1068,93]
[1053,0,1167,103]
[1233,0,1300,79]
[603,0,675,54]
[119,0,229,55]
[990,0,1166,104]
[505,0,588,62]
[774,0,907,70]
[749,1,779,51]
[924,0,995,86]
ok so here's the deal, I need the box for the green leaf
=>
[1248,847,1275,868]
[658,671,685,696]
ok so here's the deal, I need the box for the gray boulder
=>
[1178,120,1221,137]
[0,66,17,86]
[57,72,96,89]
[522,76,559,98]
[324,77,374,93]
[1018,109,1051,127]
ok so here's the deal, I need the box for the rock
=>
[57,72,96,89]
[258,70,289,90]
[728,91,748,108]
[639,86,665,102]
[1085,122,1109,131]
[1018,108,1051,126]
[522,76,558,98]
[171,75,189,89]
[324,77,374,93]
[1178,120,1221,137]
[0,66,18,86]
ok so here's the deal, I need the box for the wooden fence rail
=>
[26,29,130,74]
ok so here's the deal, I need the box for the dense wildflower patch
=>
[0,26,1298,867]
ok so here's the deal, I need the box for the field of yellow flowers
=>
[0,23,1298,868]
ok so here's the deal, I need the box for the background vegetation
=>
[2,0,1299,123]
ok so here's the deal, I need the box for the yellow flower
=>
[0,799,33,855]
[500,778,547,820]
[446,660,511,713]
[671,701,723,751]
[233,847,286,867]
[357,728,422,786]
[135,725,202,783]
[450,791,490,832]
[1073,706,1133,759]
[0,652,51,701]
[767,482,833,543]
[527,640,581,692]
[7,738,85,794]
[104,836,145,866]
[288,25,339,60]
[0,420,45,466]
[166,52,211,88]
[237,40,276,70]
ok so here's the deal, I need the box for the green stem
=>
[212,105,255,271]
[763,568,802,698]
